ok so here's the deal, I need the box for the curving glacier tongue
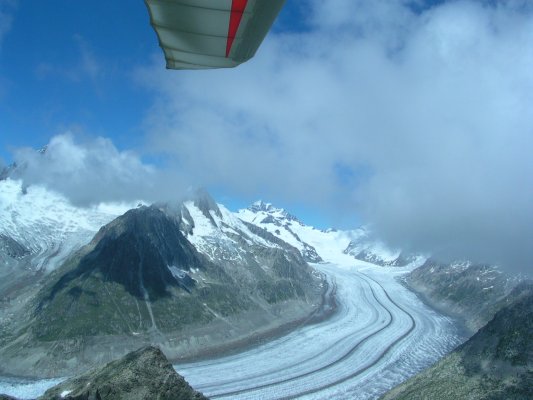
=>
[173,262,465,400]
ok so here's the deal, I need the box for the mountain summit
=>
[248,200,300,223]
[238,201,322,262]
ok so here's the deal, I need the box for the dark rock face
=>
[381,285,533,400]
[192,189,222,225]
[406,259,519,332]
[0,394,20,400]
[42,206,202,304]
[459,282,533,372]
[39,346,207,400]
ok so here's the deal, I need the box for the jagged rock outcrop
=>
[39,346,207,400]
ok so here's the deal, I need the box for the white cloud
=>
[137,0,533,272]
[12,134,187,206]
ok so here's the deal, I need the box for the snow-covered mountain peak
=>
[191,188,222,221]
[0,175,423,276]
[238,203,426,268]
[171,199,280,264]
[0,178,137,271]
[249,200,277,213]
[243,200,301,227]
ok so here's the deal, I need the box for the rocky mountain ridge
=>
[382,282,533,400]
[405,259,522,333]
[237,201,426,267]
[0,188,326,378]
[0,346,207,400]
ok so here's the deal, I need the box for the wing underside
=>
[145,0,286,70]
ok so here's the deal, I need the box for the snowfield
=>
[174,261,464,400]
[0,179,139,271]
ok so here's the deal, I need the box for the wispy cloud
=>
[0,0,16,50]
[73,34,103,82]
[0,1,15,101]
[35,34,103,83]
[135,0,533,272]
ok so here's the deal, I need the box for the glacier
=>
[0,262,465,399]
[173,261,464,399]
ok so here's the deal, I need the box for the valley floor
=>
[0,261,466,399]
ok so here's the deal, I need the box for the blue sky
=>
[1,1,161,158]
[0,0,311,159]
[1,0,532,272]
[0,0,339,227]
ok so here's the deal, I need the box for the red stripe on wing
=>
[226,0,248,57]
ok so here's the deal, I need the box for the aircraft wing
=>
[145,0,286,69]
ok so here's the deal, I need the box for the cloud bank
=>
[136,0,533,272]
[11,134,187,205]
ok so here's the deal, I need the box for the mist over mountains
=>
[5,127,532,276]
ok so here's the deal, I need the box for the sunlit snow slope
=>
[238,201,354,263]
[0,179,138,271]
